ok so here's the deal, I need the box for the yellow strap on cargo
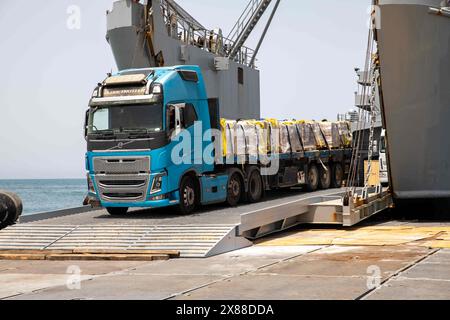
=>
[265,118,279,129]
[220,119,227,157]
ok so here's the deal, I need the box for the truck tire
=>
[331,163,344,189]
[227,173,243,207]
[0,191,23,229]
[318,164,331,190]
[0,202,8,228]
[107,207,129,216]
[246,170,263,203]
[178,175,197,215]
[306,164,319,192]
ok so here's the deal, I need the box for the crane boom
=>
[227,0,274,61]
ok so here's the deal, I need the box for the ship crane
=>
[142,0,282,68]
[106,0,282,119]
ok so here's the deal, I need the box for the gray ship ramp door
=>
[0,224,251,258]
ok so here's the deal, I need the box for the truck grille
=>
[103,193,144,201]
[93,156,150,174]
[98,180,147,188]
[92,156,150,203]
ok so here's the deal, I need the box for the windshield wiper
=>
[121,128,156,139]
[95,129,115,134]
[122,128,151,133]
[91,129,117,139]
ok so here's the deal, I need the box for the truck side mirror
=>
[175,105,183,135]
[84,109,89,140]
[167,103,186,139]
[167,105,176,137]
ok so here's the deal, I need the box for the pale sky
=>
[0,0,370,179]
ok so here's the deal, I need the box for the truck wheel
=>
[178,175,197,215]
[331,163,344,188]
[227,173,243,207]
[306,164,319,192]
[319,164,331,190]
[0,191,23,229]
[107,207,129,216]
[247,170,263,203]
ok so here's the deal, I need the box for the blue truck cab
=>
[84,66,229,215]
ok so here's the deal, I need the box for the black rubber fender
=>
[0,191,23,229]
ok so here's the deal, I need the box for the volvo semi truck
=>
[83,66,353,215]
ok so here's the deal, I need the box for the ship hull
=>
[376,0,450,200]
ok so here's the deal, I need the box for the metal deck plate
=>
[0,224,251,258]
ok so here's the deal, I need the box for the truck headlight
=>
[150,195,167,201]
[151,174,165,194]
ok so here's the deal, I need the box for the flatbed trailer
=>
[213,148,352,192]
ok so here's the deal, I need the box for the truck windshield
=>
[88,103,163,134]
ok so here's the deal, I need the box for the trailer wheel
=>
[0,191,23,229]
[306,164,319,192]
[227,173,243,207]
[331,163,344,188]
[107,207,129,216]
[319,164,331,190]
[178,175,197,215]
[247,170,263,203]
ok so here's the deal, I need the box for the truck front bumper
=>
[103,198,179,209]
[85,191,180,210]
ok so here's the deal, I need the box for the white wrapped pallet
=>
[279,123,291,154]
[287,122,303,153]
[220,119,237,158]
[297,121,316,151]
[309,121,328,149]
[251,120,270,156]
[337,121,352,148]
[266,119,280,154]
[319,122,341,149]
[278,121,303,154]
[235,121,259,157]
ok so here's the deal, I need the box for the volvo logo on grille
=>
[106,140,141,151]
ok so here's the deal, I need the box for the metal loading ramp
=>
[0,224,251,258]
[0,189,392,260]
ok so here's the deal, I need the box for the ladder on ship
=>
[226,0,281,64]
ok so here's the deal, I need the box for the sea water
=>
[0,179,86,215]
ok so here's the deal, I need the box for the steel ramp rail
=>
[0,224,252,258]
[239,192,347,239]
[239,189,393,239]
